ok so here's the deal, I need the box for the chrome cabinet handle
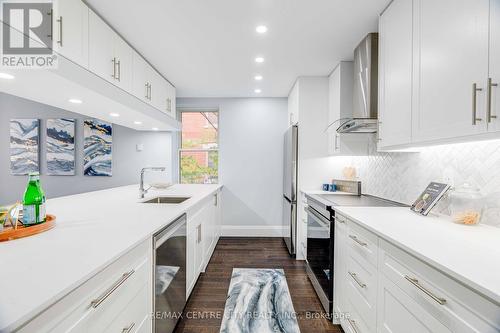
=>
[348,271,366,288]
[148,83,152,100]
[90,270,135,308]
[487,78,498,122]
[404,275,446,305]
[56,16,63,46]
[111,58,117,79]
[122,322,135,333]
[116,60,121,82]
[347,318,360,333]
[197,225,202,243]
[47,9,53,39]
[145,83,149,99]
[472,83,483,125]
[349,235,367,247]
[213,193,218,207]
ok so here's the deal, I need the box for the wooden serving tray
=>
[0,214,56,242]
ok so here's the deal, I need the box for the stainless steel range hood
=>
[337,33,379,134]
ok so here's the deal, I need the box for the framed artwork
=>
[83,119,112,176]
[46,118,76,175]
[10,119,39,175]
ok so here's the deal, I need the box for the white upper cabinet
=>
[150,70,168,113]
[112,35,133,92]
[488,0,500,132]
[52,0,89,68]
[378,0,413,148]
[89,10,116,85]
[132,51,150,102]
[411,0,489,143]
[89,10,133,92]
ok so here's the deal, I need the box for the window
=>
[179,110,219,184]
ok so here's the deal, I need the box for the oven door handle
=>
[306,206,331,227]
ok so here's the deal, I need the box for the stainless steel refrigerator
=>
[283,125,298,256]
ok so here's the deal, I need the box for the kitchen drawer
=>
[345,254,377,327]
[334,213,348,232]
[346,219,378,268]
[377,273,451,333]
[102,284,150,333]
[340,300,373,333]
[19,240,152,332]
[379,239,500,333]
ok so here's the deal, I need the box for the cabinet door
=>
[150,70,168,113]
[328,66,341,155]
[132,51,150,102]
[488,0,500,132]
[113,35,133,92]
[377,274,451,333]
[378,0,413,148]
[333,218,348,318]
[53,0,89,68]
[166,81,176,118]
[88,11,115,85]
[412,0,489,143]
[186,225,197,297]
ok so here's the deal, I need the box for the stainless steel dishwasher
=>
[153,214,187,333]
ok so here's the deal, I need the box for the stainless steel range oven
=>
[305,180,404,316]
[305,197,334,316]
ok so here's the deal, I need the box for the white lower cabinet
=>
[335,217,500,333]
[18,240,152,333]
[186,190,222,298]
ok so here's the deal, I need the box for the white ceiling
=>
[86,0,389,98]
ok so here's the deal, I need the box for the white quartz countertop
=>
[0,184,222,332]
[334,206,500,305]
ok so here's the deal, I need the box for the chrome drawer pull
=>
[404,275,446,305]
[347,318,360,333]
[90,269,135,308]
[122,322,135,333]
[349,235,367,247]
[348,271,366,288]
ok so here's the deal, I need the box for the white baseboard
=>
[221,225,285,237]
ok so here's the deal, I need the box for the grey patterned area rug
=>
[220,268,301,333]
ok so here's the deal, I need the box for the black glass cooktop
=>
[318,194,405,207]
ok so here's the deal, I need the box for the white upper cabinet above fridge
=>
[378,0,413,148]
[52,0,89,68]
[411,0,490,143]
[488,0,500,133]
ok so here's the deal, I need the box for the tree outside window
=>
[179,111,218,184]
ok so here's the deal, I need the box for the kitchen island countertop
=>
[0,184,222,332]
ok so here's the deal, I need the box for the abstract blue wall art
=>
[46,118,75,175]
[10,119,40,175]
[83,119,112,176]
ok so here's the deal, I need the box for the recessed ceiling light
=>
[0,73,15,80]
[256,25,268,34]
[109,113,120,117]
[255,57,265,63]
[68,99,82,104]
[152,127,159,131]
[254,75,263,81]
[254,89,262,94]
[134,121,143,125]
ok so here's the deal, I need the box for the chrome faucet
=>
[139,167,166,198]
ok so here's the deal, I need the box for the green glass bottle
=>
[22,172,46,225]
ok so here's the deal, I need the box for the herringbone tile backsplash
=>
[332,138,500,211]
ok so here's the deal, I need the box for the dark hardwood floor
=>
[174,237,343,333]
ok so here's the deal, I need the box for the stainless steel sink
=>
[142,196,190,204]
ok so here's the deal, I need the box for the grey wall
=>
[0,93,173,204]
[177,98,288,232]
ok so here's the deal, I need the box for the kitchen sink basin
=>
[142,196,191,204]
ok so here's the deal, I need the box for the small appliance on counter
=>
[304,180,405,316]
